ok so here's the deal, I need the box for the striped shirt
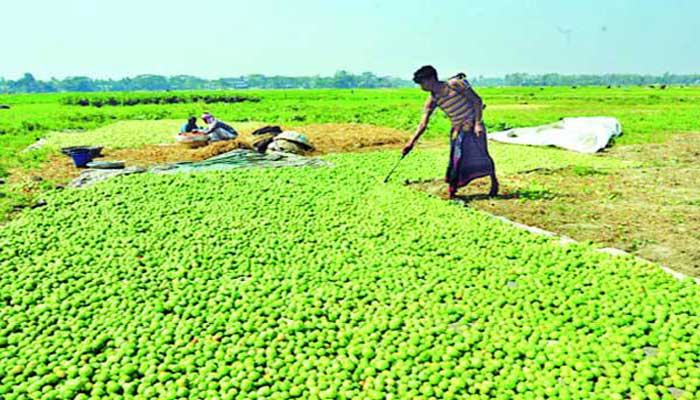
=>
[424,79,477,130]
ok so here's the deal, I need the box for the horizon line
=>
[3,71,700,81]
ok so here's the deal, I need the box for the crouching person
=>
[201,113,238,142]
[180,116,202,134]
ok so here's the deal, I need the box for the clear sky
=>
[2,0,698,80]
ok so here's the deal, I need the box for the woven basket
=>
[177,134,209,149]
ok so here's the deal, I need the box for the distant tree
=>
[541,73,561,86]
[130,75,170,91]
[3,71,700,93]
[170,75,208,90]
[504,73,527,86]
[356,72,376,88]
[333,71,354,88]
[9,73,56,93]
[59,76,96,92]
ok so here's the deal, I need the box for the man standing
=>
[403,66,498,199]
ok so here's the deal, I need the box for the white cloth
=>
[208,128,237,142]
[488,117,623,153]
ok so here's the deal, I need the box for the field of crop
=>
[1,87,700,399]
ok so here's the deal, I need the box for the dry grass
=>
[10,122,410,190]
[111,141,253,167]
[288,123,410,154]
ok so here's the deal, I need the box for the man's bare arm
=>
[413,108,434,142]
[403,107,435,155]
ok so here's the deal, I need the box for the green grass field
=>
[1,87,700,399]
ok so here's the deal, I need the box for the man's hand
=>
[474,121,485,137]
[402,141,414,156]
[451,122,472,140]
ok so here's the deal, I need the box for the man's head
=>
[188,116,197,124]
[201,112,215,124]
[413,65,439,92]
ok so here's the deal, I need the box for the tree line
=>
[490,73,700,87]
[0,72,411,93]
[2,72,699,93]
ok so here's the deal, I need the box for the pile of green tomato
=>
[1,151,698,399]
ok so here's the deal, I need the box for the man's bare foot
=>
[448,186,457,199]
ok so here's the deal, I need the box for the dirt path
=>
[410,134,700,277]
